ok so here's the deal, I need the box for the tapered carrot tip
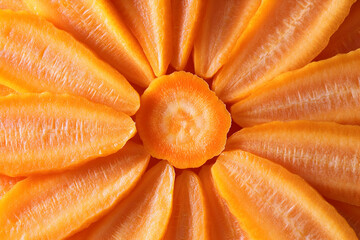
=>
[136,71,231,169]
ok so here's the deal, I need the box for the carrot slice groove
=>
[212,0,356,103]
[113,0,172,77]
[136,71,231,169]
[231,49,360,127]
[87,161,175,240]
[24,0,155,87]
[212,150,358,239]
[0,175,23,199]
[226,121,360,206]
[0,93,136,176]
[163,170,208,240]
[0,10,139,115]
[194,0,261,78]
[0,142,150,240]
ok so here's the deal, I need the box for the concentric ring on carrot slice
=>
[136,71,231,169]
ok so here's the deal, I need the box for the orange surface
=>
[0,0,27,11]
[0,175,23,199]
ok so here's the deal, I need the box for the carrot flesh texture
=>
[226,121,360,206]
[0,84,15,96]
[199,166,247,240]
[194,0,260,78]
[231,49,360,127]
[212,150,358,240]
[87,161,175,240]
[0,10,139,115]
[0,175,23,199]
[212,0,356,103]
[0,0,27,11]
[163,170,208,240]
[316,0,360,60]
[0,142,150,240]
[136,71,231,169]
[171,0,204,70]
[24,0,154,87]
[113,0,172,77]
[0,93,136,176]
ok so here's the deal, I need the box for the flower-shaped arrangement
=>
[0,0,359,239]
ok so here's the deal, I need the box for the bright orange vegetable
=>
[0,175,23,199]
[0,0,27,11]
[0,84,15,96]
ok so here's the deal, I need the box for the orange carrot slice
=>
[212,150,358,239]
[226,121,360,206]
[327,199,360,238]
[0,142,149,240]
[0,93,136,176]
[0,10,139,115]
[231,49,360,127]
[136,71,231,169]
[113,0,172,77]
[0,0,27,11]
[194,0,260,78]
[163,170,208,240]
[171,0,204,70]
[24,0,154,87]
[199,165,247,240]
[316,1,360,60]
[0,175,23,199]
[87,161,174,240]
[0,84,15,96]
[212,0,356,103]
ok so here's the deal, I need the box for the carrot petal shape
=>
[0,175,23,199]
[24,0,154,87]
[0,0,27,11]
[0,93,136,176]
[212,0,356,103]
[316,0,360,60]
[199,166,247,240]
[171,0,204,70]
[163,170,208,240]
[231,49,360,127]
[136,71,231,169]
[113,0,172,77]
[226,121,360,206]
[0,142,150,240]
[0,10,139,115]
[194,0,261,78]
[212,150,358,240]
[87,161,175,240]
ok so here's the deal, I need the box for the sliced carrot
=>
[136,71,231,169]
[194,0,260,78]
[24,0,154,87]
[65,228,91,240]
[199,166,247,240]
[0,142,149,240]
[0,10,139,115]
[0,83,15,96]
[226,121,360,206]
[87,161,174,240]
[0,93,136,176]
[163,170,208,240]
[113,0,172,77]
[171,0,204,70]
[231,49,360,127]
[0,0,27,11]
[212,150,357,239]
[212,0,356,103]
[316,1,360,60]
[327,199,360,238]
[0,175,23,199]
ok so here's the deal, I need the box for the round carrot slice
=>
[136,71,231,169]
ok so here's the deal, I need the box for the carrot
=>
[0,175,23,199]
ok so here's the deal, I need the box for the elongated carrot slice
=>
[199,166,247,240]
[24,0,154,87]
[87,161,174,240]
[226,121,360,206]
[327,199,360,238]
[0,142,149,240]
[231,49,360,127]
[194,0,260,78]
[0,175,23,199]
[113,0,172,77]
[316,1,360,60]
[212,150,358,239]
[0,10,139,115]
[212,0,356,103]
[136,71,231,169]
[0,83,15,96]
[163,170,208,240]
[0,0,27,11]
[171,0,204,70]
[0,93,136,176]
